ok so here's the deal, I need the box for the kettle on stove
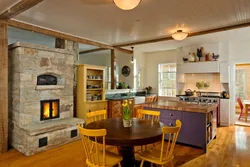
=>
[221,91,229,98]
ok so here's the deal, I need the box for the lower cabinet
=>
[76,101,108,119]
[108,98,134,118]
[144,108,217,152]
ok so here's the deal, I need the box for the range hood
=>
[178,61,219,74]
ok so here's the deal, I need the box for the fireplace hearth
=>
[41,99,60,121]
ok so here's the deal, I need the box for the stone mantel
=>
[8,42,75,55]
[35,85,65,90]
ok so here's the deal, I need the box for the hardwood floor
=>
[1,126,250,167]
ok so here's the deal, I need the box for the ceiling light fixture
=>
[113,0,141,10]
[172,30,188,41]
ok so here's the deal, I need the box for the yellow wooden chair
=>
[139,120,182,167]
[136,109,161,152]
[78,125,122,167]
[85,110,107,125]
[136,109,160,122]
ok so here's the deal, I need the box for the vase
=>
[123,119,131,128]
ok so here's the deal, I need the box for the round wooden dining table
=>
[86,117,164,167]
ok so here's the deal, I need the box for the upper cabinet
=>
[220,62,229,83]
[178,62,219,74]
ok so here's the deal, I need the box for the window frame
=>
[158,63,177,97]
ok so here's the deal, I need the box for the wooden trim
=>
[3,19,113,49]
[79,47,133,55]
[79,48,108,54]
[0,22,8,153]
[0,0,44,20]
[114,22,250,47]
[111,49,117,89]
[114,47,133,54]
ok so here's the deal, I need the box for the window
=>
[133,59,141,89]
[158,63,176,96]
[106,66,119,89]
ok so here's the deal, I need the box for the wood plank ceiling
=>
[11,0,250,45]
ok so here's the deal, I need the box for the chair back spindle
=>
[137,109,160,122]
[86,110,107,125]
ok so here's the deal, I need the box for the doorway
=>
[234,63,250,126]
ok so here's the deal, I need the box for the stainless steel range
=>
[179,96,219,105]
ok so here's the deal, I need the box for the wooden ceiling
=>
[9,0,250,45]
[1,0,250,48]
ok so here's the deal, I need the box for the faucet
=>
[112,93,121,97]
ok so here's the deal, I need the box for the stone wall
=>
[9,42,74,126]
[8,42,84,156]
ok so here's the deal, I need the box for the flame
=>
[52,101,58,117]
[43,102,50,118]
[42,101,59,119]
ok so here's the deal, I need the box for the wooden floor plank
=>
[1,126,250,167]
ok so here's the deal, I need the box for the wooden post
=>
[111,49,117,89]
[0,22,8,153]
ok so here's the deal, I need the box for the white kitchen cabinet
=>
[179,62,219,74]
[220,62,229,83]
[220,99,230,126]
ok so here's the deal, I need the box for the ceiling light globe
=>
[113,0,141,10]
[172,30,188,41]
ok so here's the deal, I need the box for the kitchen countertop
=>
[141,100,218,113]
[105,96,135,100]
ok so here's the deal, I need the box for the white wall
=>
[79,50,111,66]
[79,50,134,88]
[116,51,134,88]
[144,50,178,93]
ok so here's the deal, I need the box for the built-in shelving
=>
[76,64,107,119]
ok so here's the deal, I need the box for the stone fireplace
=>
[8,42,84,156]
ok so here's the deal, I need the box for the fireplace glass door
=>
[41,99,60,121]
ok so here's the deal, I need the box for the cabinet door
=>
[220,62,229,83]
[85,102,107,112]
[220,99,230,126]
[179,112,206,147]
[109,101,122,118]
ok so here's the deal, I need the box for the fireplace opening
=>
[37,74,57,85]
[41,99,60,121]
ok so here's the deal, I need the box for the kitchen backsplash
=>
[182,73,222,93]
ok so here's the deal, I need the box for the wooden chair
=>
[85,110,107,125]
[78,125,122,167]
[139,120,182,167]
[137,109,160,122]
[237,97,250,120]
[136,109,161,151]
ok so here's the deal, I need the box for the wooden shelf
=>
[86,100,108,103]
[87,88,103,91]
[87,79,103,81]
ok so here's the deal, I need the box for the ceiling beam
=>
[0,0,44,20]
[3,19,113,49]
[79,48,108,54]
[114,21,250,47]
[79,47,133,55]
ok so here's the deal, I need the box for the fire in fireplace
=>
[40,99,60,121]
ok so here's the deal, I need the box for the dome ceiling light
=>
[113,0,141,10]
[172,30,188,41]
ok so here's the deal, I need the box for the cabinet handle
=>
[169,123,173,126]
[169,113,173,116]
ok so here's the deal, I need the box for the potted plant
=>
[122,99,132,127]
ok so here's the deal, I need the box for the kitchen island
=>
[141,100,218,153]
